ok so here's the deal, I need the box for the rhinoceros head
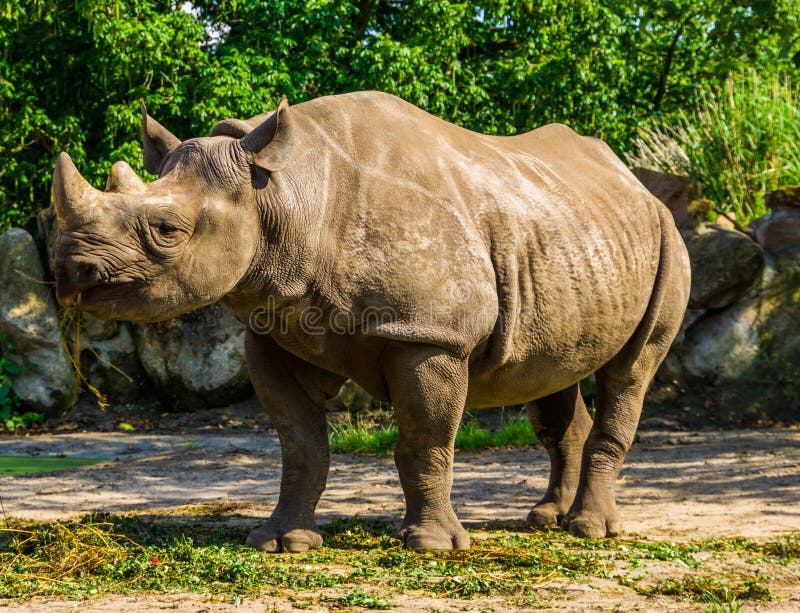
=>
[52,98,293,322]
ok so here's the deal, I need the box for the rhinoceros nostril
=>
[75,263,94,283]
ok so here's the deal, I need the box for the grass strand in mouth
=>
[59,302,110,410]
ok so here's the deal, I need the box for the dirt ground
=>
[1,417,799,611]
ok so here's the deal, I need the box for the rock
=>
[80,323,147,404]
[764,185,800,210]
[685,276,800,385]
[36,205,58,277]
[682,300,761,382]
[755,186,800,261]
[81,313,119,341]
[686,224,765,309]
[654,263,800,425]
[711,216,735,232]
[133,303,252,409]
[631,168,703,231]
[0,228,77,416]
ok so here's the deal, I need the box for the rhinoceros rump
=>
[52,91,690,551]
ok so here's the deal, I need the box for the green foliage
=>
[328,416,538,455]
[629,70,800,223]
[2,0,799,231]
[0,334,42,431]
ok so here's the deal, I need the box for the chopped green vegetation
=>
[762,533,800,561]
[329,417,538,456]
[0,456,104,475]
[0,513,794,607]
[643,575,772,602]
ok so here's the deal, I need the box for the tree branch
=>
[653,15,693,112]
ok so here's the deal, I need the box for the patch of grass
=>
[455,419,537,451]
[0,456,105,475]
[0,515,794,607]
[328,421,399,456]
[329,416,538,455]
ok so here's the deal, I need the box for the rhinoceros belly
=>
[465,190,661,407]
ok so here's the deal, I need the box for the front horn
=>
[52,152,100,222]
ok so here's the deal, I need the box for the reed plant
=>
[629,71,800,224]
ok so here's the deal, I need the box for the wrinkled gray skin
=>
[53,91,690,551]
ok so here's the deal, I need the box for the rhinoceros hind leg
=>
[244,330,346,553]
[387,346,470,550]
[562,212,689,538]
[525,383,593,530]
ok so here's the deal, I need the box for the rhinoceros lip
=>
[78,281,142,306]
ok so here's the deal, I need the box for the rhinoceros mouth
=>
[77,280,144,310]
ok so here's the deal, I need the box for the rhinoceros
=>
[52,91,690,551]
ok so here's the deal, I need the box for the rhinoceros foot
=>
[526,502,567,531]
[399,516,469,551]
[246,521,322,553]
[561,505,621,539]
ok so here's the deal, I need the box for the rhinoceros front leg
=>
[244,331,345,553]
[525,383,593,530]
[386,346,469,550]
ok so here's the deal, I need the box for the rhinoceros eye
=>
[158,222,178,236]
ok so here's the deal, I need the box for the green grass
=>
[629,70,800,224]
[328,417,538,456]
[0,456,105,475]
[328,421,399,455]
[0,513,793,606]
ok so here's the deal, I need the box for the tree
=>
[2,0,798,232]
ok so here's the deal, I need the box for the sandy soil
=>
[1,427,799,611]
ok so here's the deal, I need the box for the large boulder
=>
[36,205,58,277]
[650,259,800,425]
[133,303,252,409]
[755,186,800,262]
[631,168,705,232]
[686,224,765,309]
[0,228,77,416]
[80,320,147,404]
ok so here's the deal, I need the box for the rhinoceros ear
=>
[140,100,181,175]
[239,96,294,171]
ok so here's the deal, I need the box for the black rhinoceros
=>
[52,91,690,551]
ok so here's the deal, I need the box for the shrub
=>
[0,334,43,431]
[628,71,800,224]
